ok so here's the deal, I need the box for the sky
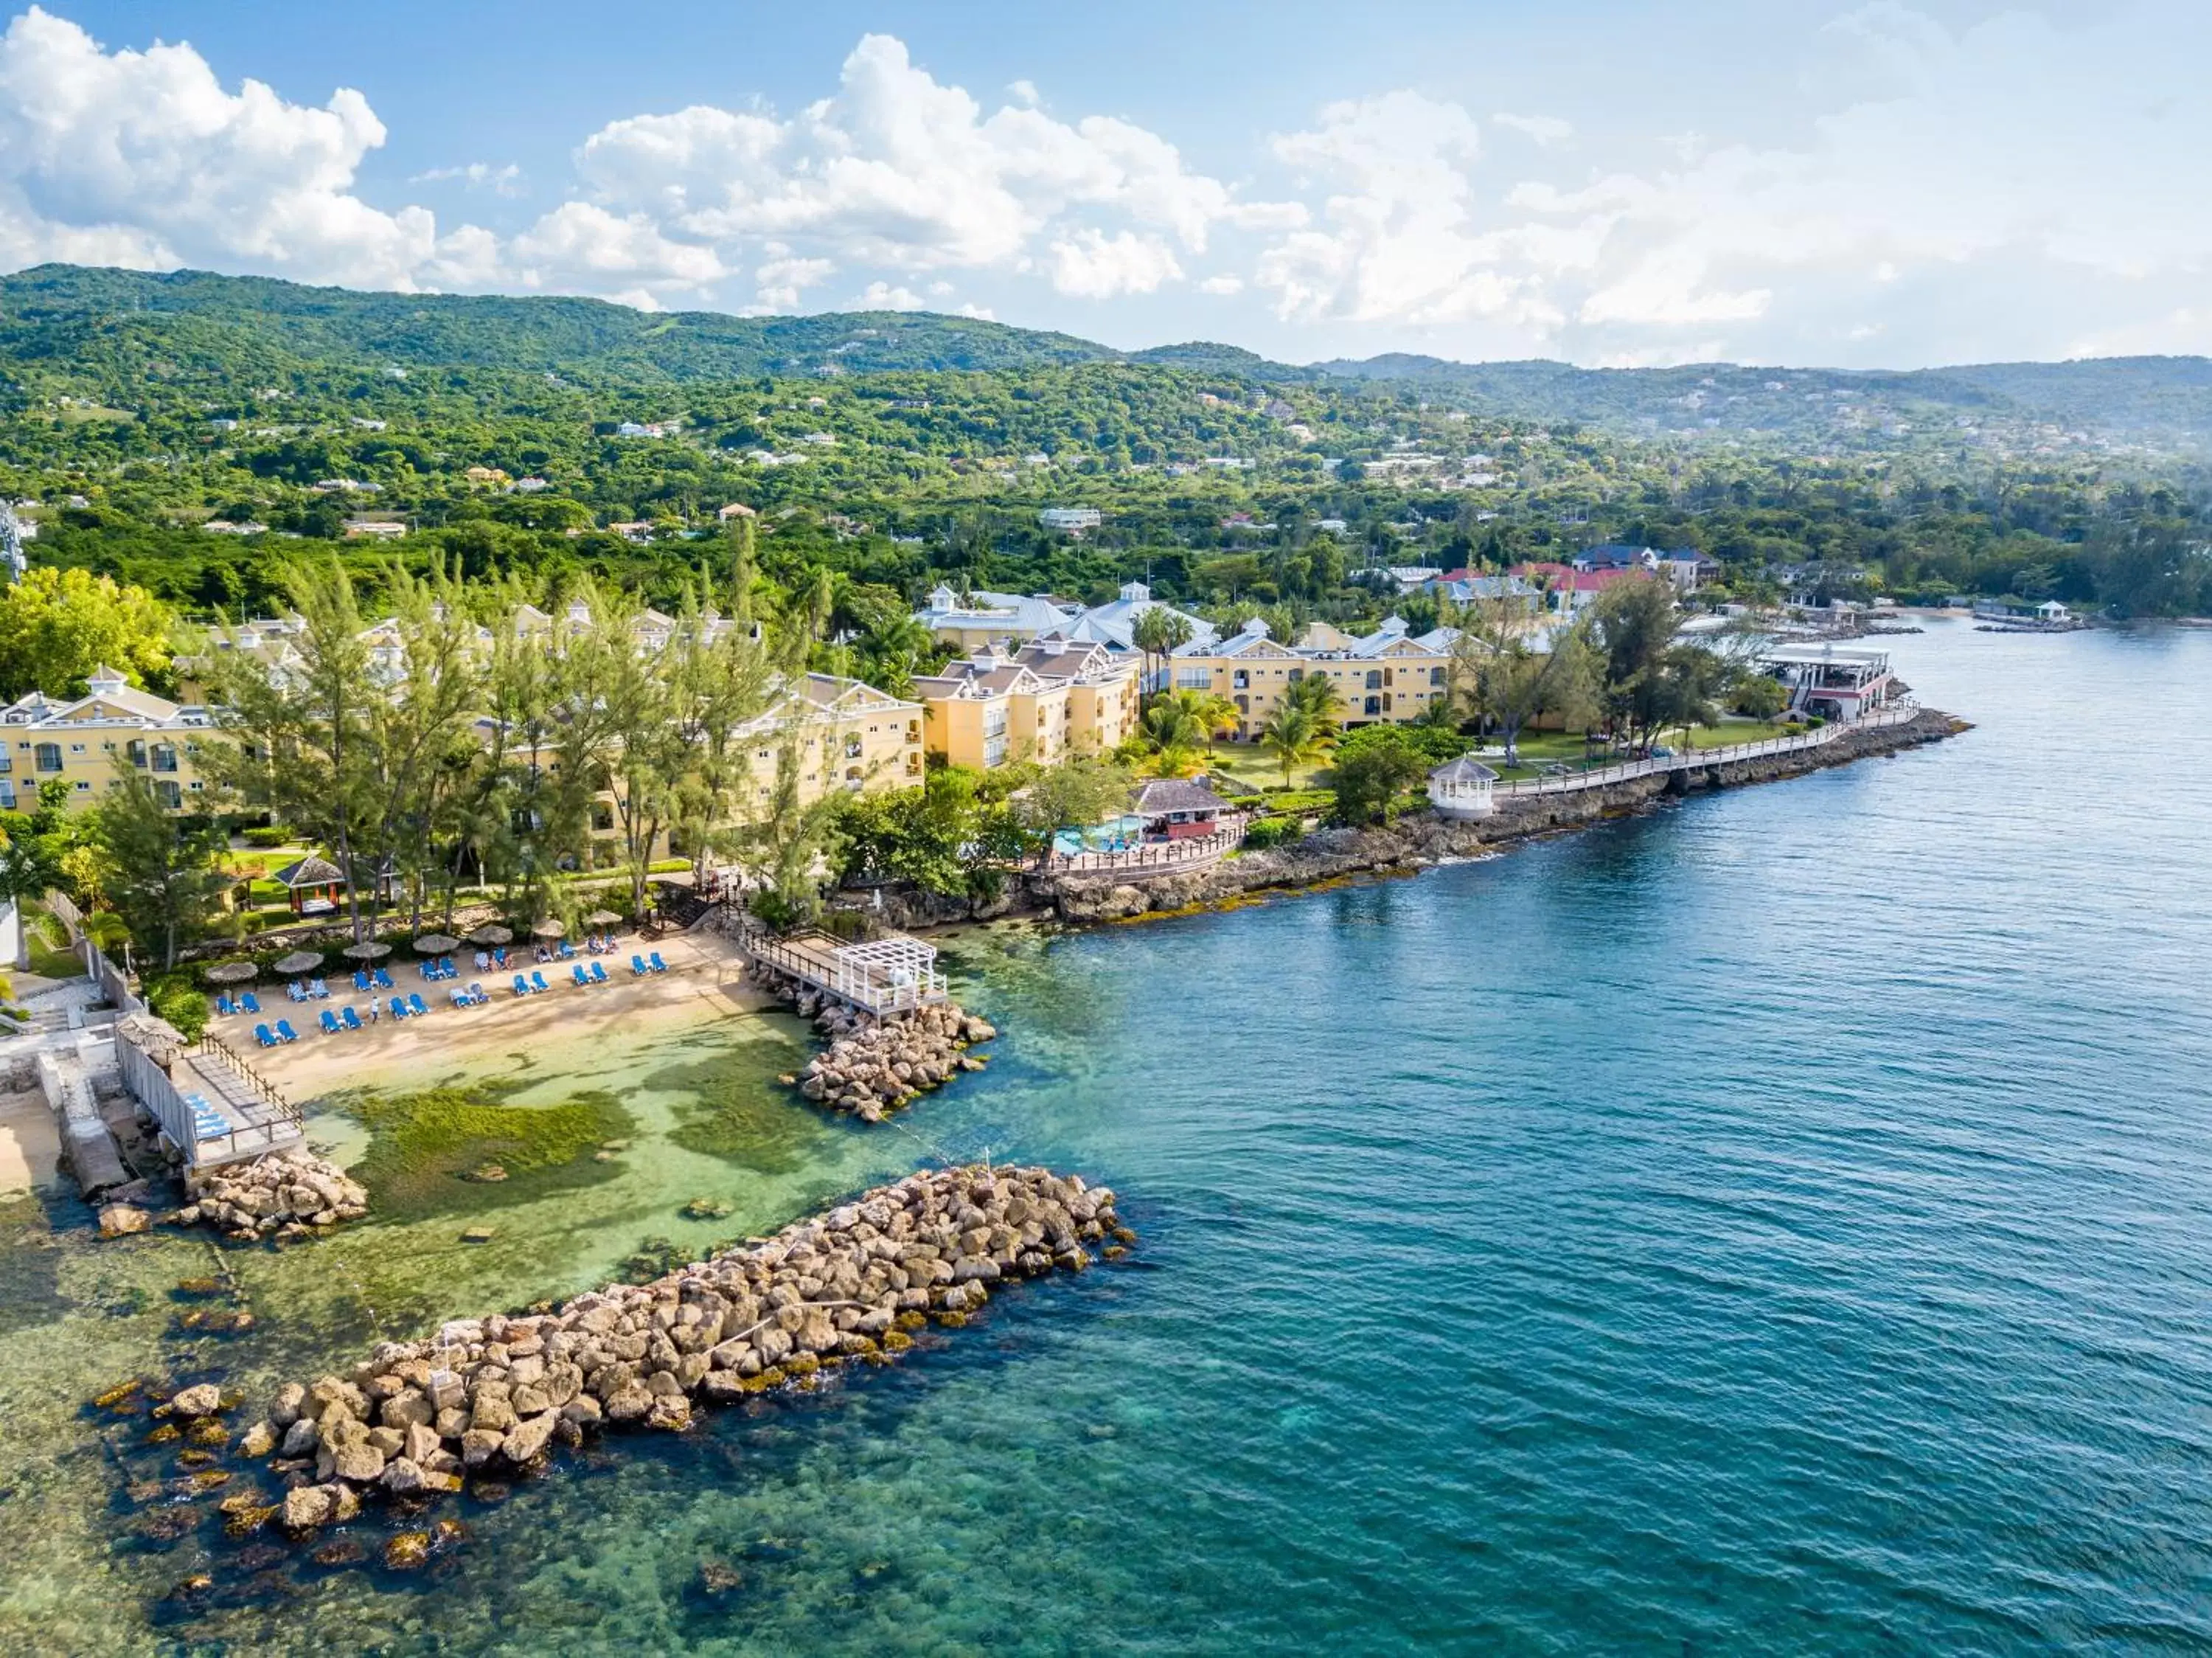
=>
[1,0,2207,370]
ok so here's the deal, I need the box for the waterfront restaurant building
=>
[1756,643,1899,721]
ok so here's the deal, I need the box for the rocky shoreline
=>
[736,951,999,1121]
[1044,707,1964,924]
[845,706,1962,929]
[129,1163,1124,1540]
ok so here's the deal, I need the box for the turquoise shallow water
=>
[22,620,2212,1654]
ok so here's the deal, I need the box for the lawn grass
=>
[1207,739,1333,792]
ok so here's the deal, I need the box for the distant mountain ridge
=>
[3,264,2208,449]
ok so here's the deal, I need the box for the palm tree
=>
[854,611,938,698]
[1287,670,1343,726]
[1258,703,1336,786]
[1185,689,1239,751]
[1130,606,1194,695]
[1136,698,1207,777]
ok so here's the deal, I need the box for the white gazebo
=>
[828,936,948,1012]
[1427,755,1500,820]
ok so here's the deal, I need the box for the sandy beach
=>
[0,1086,59,1196]
[204,929,782,1101]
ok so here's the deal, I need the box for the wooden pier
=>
[738,927,949,1015]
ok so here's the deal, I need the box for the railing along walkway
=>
[1043,816,1248,878]
[1495,704,1920,799]
[736,926,949,1015]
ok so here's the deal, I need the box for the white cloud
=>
[507,201,726,294]
[409,161,525,197]
[1199,274,1244,295]
[0,6,479,288]
[1006,79,1040,107]
[568,35,1293,296]
[1256,90,1565,330]
[1048,229,1182,298]
[752,254,833,310]
[855,280,926,311]
[1492,112,1573,146]
[1248,4,2212,363]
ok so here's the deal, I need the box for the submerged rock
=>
[169,1384,224,1418]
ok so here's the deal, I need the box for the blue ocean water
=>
[158,622,2212,1653]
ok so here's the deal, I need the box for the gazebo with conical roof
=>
[269,853,347,916]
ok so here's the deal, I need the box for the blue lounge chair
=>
[319,1008,342,1035]
[253,1022,279,1048]
[511,974,531,998]
[557,940,575,960]
[353,969,372,993]
[464,982,486,1005]
[341,1005,364,1032]
[275,1019,300,1044]
[214,993,235,1016]
[438,956,455,978]
[523,970,545,994]
[649,951,669,974]
[184,1092,227,1140]
[287,981,305,1002]
[588,960,609,984]
[373,968,394,991]
[389,996,408,1020]
[240,991,261,1014]
[408,993,430,1017]
[570,964,590,988]
[310,977,330,999]
[630,954,650,977]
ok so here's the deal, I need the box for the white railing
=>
[1495,704,1921,799]
[1044,815,1248,878]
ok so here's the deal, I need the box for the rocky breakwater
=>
[742,956,998,1121]
[170,1148,370,1243]
[795,1000,997,1122]
[234,1164,1127,1533]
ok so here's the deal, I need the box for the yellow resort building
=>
[0,665,218,813]
[1168,617,1459,739]
[736,672,926,805]
[912,639,1140,770]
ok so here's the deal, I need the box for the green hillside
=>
[4,265,2209,454]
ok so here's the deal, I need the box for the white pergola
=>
[830,936,947,1010]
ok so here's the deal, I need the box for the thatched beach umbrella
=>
[204,960,259,985]
[271,949,322,977]
[411,934,460,956]
[532,918,566,939]
[340,940,393,962]
[466,924,513,946]
[583,909,622,929]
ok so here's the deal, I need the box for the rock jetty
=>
[796,1001,997,1122]
[170,1148,370,1243]
[741,956,997,1120]
[240,1163,1126,1532]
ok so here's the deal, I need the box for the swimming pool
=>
[1051,814,1147,856]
